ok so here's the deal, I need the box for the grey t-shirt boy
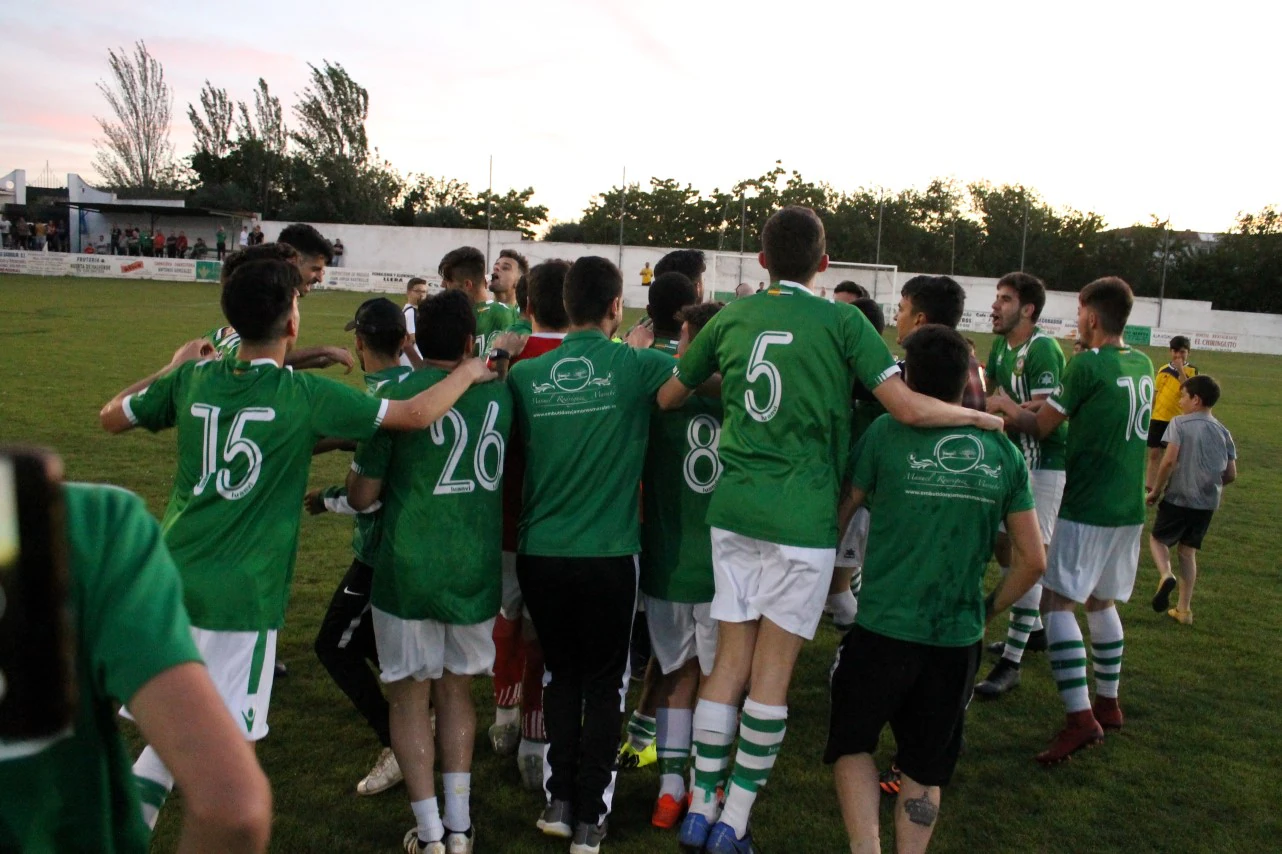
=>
[1164,410,1236,510]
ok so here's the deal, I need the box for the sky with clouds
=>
[2,0,1277,234]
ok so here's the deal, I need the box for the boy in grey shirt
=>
[1147,374,1237,624]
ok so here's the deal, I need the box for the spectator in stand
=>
[84,239,97,255]
[139,226,152,257]
[251,224,265,245]
[166,231,178,258]
[177,231,189,258]
[216,225,228,260]
[111,225,123,255]
[34,219,47,250]
[15,217,30,249]
[94,234,110,254]
[239,225,250,249]
[0,214,9,248]
[333,239,345,266]
[191,237,209,259]
[127,228,141,256]
[47,220,60,251]
[153,230,166,257]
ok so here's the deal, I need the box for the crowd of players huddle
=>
[1,206,1220,854]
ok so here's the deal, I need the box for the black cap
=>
[344,297,406,336]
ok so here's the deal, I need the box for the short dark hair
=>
[902,324,970,402]
[761,206,825,282]
[1182,374,1220,407]
[1079,277,1133,336]
[996,271,1047,322]
[679,301,724,339]
[654,249,706,283]
[415,290,475,361]
[1169,335,1191,351]
[221,259,298,344]
[648,272,699,336]
[277,223,333,264]
[852,297,885,334]
[515,275,528,314]
[527,260,571,330]
[499,248,529,276]
[350,298,406,359]
[407,277,427,291]
[564,256,622,326]
[901,275,965,328]
[221,243,298,283]
[835,280,868,299]
[439,246,487,285]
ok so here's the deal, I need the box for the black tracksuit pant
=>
[517,554,637,826]
[313,559,391,748]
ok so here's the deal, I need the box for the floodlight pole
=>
[1020,192,1029,272]
[738,193,747,286]
[950,218,956,276]
[485,155,493,267]
[1158,220,1171,328]
[617,167,627,269]
[875,190,884,266]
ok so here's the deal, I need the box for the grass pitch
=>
[2,274,1280,853]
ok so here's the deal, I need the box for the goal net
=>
[709,253,897,305]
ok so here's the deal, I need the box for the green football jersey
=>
[851,417,1034,646]
[674,282,899,548]
[474,301,517,356]
[510,329,676,557]
[0,485,199,853]
[125,357,388,630]
[640,390,721,603]
[340,364,413,563]
[204,324,241,360]
[356,368,513,623]
[1049,344,1155,527]
[509,316,533,336]
[986,330,1068,470]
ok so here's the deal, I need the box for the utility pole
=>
[617,167,627,269]
[1019,192,1029,272]
[1158,219,1171,328]
[738,193,748,286]
[484,155,493,267]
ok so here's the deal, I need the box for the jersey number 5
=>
[745,331,793,423]
[1115,375,1155,441]
[190,405,277,500]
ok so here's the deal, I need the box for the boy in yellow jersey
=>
[1145,335,1197,491]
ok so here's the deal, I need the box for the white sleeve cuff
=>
[373,398,389,428]
[121,392,141,426]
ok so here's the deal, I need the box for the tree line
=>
[93,42,1281,313]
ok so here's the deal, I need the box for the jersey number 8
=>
[745,331,793,423]
[683,414,723,494]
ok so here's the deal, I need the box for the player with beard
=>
[974,273,1067,697]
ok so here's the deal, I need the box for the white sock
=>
[1003,582,1043,665]
[493,705,519,727]
[132,746,175,830]
[1086,606,1124,700]
[1046,611,1090,713]
[442,772,471,832]
[656,707,693,799]
[410,797,444,844]
[826,589,857,625]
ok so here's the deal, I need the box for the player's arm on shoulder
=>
[987,508,1046,620]
[660,311,718,410]
[874,374,1004,431]
[285,345,354,374]
[100,339,213,433]
[130,664,272,853]
[313,437,357,455]
[382,358,496,430]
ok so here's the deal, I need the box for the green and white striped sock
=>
[1047,611,1090,713]
[690,700,738,819]
[626,710,657,751]
[719,699,787,837]
[1087,606,1124,699]
[1003,583,1043,664]
[132,745,174,830]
